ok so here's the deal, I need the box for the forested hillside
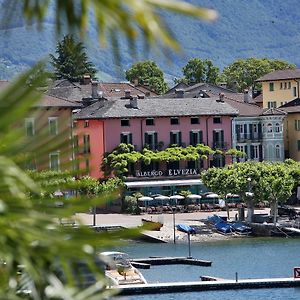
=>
[0,0,299,81]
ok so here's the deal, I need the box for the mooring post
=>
[173,208,176,244]
[188,233,192,258]
[235,272,238,282]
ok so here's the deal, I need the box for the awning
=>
[125,179,202,188]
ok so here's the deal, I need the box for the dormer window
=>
[170,117,179,125]
[146,118,155,126]
[121,119,130,127]
[213,117,221,124]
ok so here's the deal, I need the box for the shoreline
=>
[76,208,271,243]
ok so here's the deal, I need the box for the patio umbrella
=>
[206,193,219,198]
[187,194,202,204]
[169,195,185,205]
[138,196,153,202]
[154,195,170,205]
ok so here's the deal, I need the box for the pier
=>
[115,277,300,295]
[131,256,212,267]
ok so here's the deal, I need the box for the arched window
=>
[267,123,273,133]
[275,123,281,133]
[275,145,280,159]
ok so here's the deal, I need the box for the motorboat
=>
[100,251,147,286]
[215,221,233,234]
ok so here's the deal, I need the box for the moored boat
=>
[100,251,147,286]
[142,218,163,231]
[176,224,196,234]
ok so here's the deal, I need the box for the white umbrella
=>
[187,194,202,200]
[154,195,170,205]
[169,194,184,205]
[138,196,153,202]
[170,195,185,200]
[226,193,239,198]
[206,193,219,198]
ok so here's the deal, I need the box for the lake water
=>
[114,237,300,300]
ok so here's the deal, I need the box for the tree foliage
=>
[202,161,297,222]
[50,34,97,82]
[125,60,168,94]
[181,58,220,85]
[222,58,296,92]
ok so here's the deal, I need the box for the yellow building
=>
[280,99,300,161]
[257,69,300,109]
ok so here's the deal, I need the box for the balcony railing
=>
[236,133,262,142]
[212,141,228,150]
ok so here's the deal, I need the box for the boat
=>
[100,251,147,286]
[207,214,225,225]
[176,224,196,234]
[142,218,163,231]
[231,222,252,235]
[215,221,233,234]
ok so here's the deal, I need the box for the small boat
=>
[207,214,225,225]
[215,221,233,234]
[231,222,252,235]
[176,224,196,234]
[100,251,147,286]
[142,218,163,231]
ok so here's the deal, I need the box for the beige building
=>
[257,69,300,109]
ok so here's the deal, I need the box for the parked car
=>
[278,205,298,217]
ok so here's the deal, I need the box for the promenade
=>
[75,208,270,243]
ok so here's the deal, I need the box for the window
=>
[48,117,58,135]
[213,117,221,124]
[25,118,35,137]
[213,130,224,148]
[121,119,130,126]
[284,82,287,89]
[288,82,291,89]
[275,123,281,133]
[49,152,60,171]
[144,132,158,149]
[84,120,89,128]
[170,117,179,125]
[293,87,297,97]
[120,133,132,144]
[297,140,300,151]
[83,135,90,153]
[269,82,274,91]
[275,145,281,159]
[295,120,300,131]
[85,159,90,173]
[190,117,199,124]
[267,101,277,108]
[253,145,259,159]
[146,118,155,126]
[190,130,203,146]
[267,123,273,133]
[280,82,283,89]
[73,135,79,154]
[170,131,181,145]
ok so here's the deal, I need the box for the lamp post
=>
[93,206,96,226]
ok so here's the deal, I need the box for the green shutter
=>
[129,133,132,145]
[178,132,182,145]
[199,131,203,144]
[170,132,173,145]
[298,140,300,151]
[189,131,193,145]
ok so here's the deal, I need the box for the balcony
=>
[212,141,228,150]
[236,133,262,142]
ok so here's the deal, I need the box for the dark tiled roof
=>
[256,69,300,82]
[98,82,158,98]
[74,97,238,120]
[165,82,189,94]
[253,93,263,103]
[223,97,263,117]
[279,98,300,113]
[36,94,82,108]
[184,83,237,94]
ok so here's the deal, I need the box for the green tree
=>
[50,34,97,82]
[125,60,168,94]
[181,58,220,85]
[222,58,296,92]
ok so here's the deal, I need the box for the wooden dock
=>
[131,256,212,267]
[115,277,300,295]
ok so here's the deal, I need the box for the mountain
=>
[0,0,300,82]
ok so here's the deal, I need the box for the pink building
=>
[74,96,238,179]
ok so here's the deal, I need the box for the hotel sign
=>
[135,168,199,177]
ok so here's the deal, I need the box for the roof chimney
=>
[124,90,131,99]
[133,78,139,86]
[91,81,98,99]
[244,89,249,103]
[130,96,138,109]
[175,89,184,98]
[218,93,225,102]
[83,75,91,85]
